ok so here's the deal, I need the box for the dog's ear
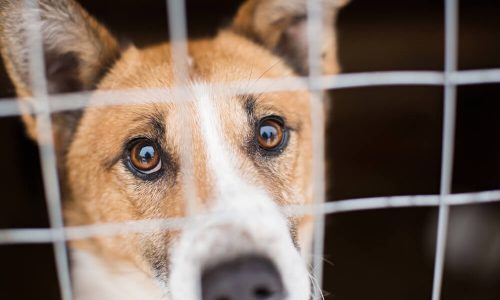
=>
[0,0,120,142]
[0,0,120,95]
[232,0,348,75]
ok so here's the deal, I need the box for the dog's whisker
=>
[308,271,327,300]
[307,254,335,267]
[255,59,282,81]
[245,59,290,96]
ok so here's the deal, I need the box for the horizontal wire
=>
[1,189,499,245]
[1,68,500,117]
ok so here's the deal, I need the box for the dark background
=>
[1,0,500,299]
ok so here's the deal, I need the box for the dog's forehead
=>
[86,31,312,142]
[98,31,295,90]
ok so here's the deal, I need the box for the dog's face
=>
[69,38,315,300]
[0,1,346,299]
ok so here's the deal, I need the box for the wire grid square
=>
[0,0,499,300]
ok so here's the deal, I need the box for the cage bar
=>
[3,69,500,118]
[0,0,499,299]
[431,0,459,299]
[1,189,500,245]
[166,0,199,217]
[306,0,328,299]
[22,1,73,299]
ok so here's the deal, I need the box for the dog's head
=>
[0,1,347,299]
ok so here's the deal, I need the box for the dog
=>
[0,0,347,299]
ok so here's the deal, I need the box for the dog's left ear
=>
[0,0,121,97]
[0,0,121,149]
[232,0,349,75]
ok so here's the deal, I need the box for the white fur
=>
[168,84,311,300]
[71,84,311,300]
[72,250,164,300]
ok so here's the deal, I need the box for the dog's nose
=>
[201,256,285,300]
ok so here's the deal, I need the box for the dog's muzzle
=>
[168,187,311,300]
[201,255,285,300]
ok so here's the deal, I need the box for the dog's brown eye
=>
[257,118,285,151]
[129,139,161,174]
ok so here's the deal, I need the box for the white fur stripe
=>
[193,84,241,194]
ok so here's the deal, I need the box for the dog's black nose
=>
[201,256,285,300]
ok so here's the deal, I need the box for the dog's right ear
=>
[0,0,120,139]
[232,0,349,76]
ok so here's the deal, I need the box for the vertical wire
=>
[306,0,327,299]
[22,1,73,299]
[432,0,459,299]
[167,0,189,83]
[165,1,201,299]
[166,0,197,215]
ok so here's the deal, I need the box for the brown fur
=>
[233,0,348,75]
[0,0,346,296]
[66,32,315,274]
[0,0,120,166]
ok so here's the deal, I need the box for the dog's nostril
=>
[201,256,284,300]
[254,285,273,299]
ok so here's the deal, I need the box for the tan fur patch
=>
[0,0,347,298]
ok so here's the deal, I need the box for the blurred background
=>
[1,0,499,299]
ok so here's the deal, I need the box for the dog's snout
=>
[201,256,285,300]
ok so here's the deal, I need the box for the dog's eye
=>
[128,139,162,175]
[257,117,287,152]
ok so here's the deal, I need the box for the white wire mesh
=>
[305,0,328,299]
[2,189,500,245]
[0,0,499,300]
[2,69,500,118]
[166,0,198,217]
[431,0,459,299]
[21,1,73,299]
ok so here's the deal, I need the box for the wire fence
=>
[0,0,499,300]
